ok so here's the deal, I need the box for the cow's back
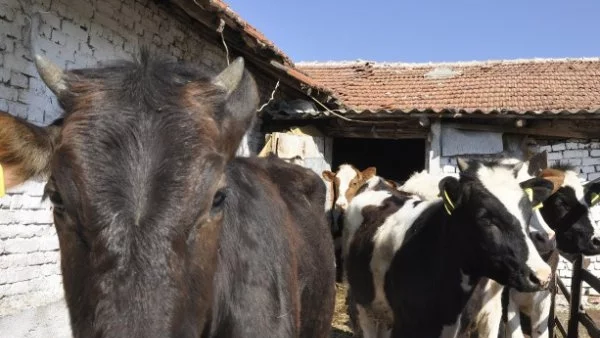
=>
[258,156,336,338]
[208,156,335,337]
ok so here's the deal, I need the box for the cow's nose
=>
[336,202,348,210]
[592,236,600,248]
[530,265,552,289]
[531,231,556,253]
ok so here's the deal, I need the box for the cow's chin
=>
[503,270,548,292]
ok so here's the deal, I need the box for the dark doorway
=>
[332,138,425,183]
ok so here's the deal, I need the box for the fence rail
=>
[551,254,600,338]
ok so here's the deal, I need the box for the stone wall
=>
[0,0,270,316]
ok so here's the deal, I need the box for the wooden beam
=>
[446,120,600,139]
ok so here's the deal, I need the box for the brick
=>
[562,159,582,166]
[591,150,600,157]
[93,12,120,32]
[9,71,28,88]
[4,238,40,254]
[50,29,68,46]
[582,166,596,174]
[62,20,88,42]
[51,1,74,21]
[0,4,16,22]
[563,150,588,159]
[0,19,22,40]
[566,142,579,150]
[591,142,600,149]
[583,158,600,166]
[39,236,59,251]
[0,265,43,284]
[40,12,61,29]
[552,143,566,151]
[8,101,27,118]
[0,85,17,100]
[547,152,562,160]
[589,173,600,181]
[70,0,94,20]
[96,1,117,17]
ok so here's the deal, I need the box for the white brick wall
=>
[0,0,268,316]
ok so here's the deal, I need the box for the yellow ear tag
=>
[0,164,5,198]
[523,188,543,210]
[443,190,455,215]
[524,188,534,202]
[592,193,600,206]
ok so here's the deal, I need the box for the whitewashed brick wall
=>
[0,0,269,316]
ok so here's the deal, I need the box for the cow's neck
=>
[390,202,477,336]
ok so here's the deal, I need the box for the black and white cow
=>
[504,165,600,338]
[343,158,555,337]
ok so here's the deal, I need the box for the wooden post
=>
[567,255,584,338]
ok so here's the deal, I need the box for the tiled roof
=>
[297,58,600,115]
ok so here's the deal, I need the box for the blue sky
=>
[226,0,600,63]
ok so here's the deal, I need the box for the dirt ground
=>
[330,282,600,338]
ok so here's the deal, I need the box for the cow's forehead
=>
[475,165,528,225]
[562,170,585,201]
[336,165,359,183]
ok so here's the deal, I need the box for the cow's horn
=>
[213,57,244,96]
[34,54,67,96]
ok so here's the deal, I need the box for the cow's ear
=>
[0,112,61,195]
[527,151,548,176]
[520,177,554,209]
[457,157,470,173]
[211,57,260,159]
[322,170,336,182]
[585,182,600,206]
[362,167,376,180]
[385,179,398,188]
[439,176,461,215]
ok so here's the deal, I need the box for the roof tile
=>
[297,59,600,115]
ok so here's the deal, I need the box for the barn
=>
[259,59,600,295]
[2,0,600,332]
[0,0,335,318]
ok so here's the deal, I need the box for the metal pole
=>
[567,255,584,338]
[550,274,556,337]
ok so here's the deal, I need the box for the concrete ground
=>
[0,299,71,338]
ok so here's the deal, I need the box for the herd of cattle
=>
[322,156,600,338]
[0,52,599,338]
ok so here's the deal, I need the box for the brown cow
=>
[0,51,335,338]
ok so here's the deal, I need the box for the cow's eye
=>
[44,180,65,213]
[212,190,226,210]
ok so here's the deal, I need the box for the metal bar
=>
[579,312,600,337]
[567,255,584,338]
[556,317,568,337]
[558,277,572,303]
[550,275,557,338]
[581,269,600,293]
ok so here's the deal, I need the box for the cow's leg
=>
[529,292,551,338]
[505,296,526,338]
[356,305,379,338]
